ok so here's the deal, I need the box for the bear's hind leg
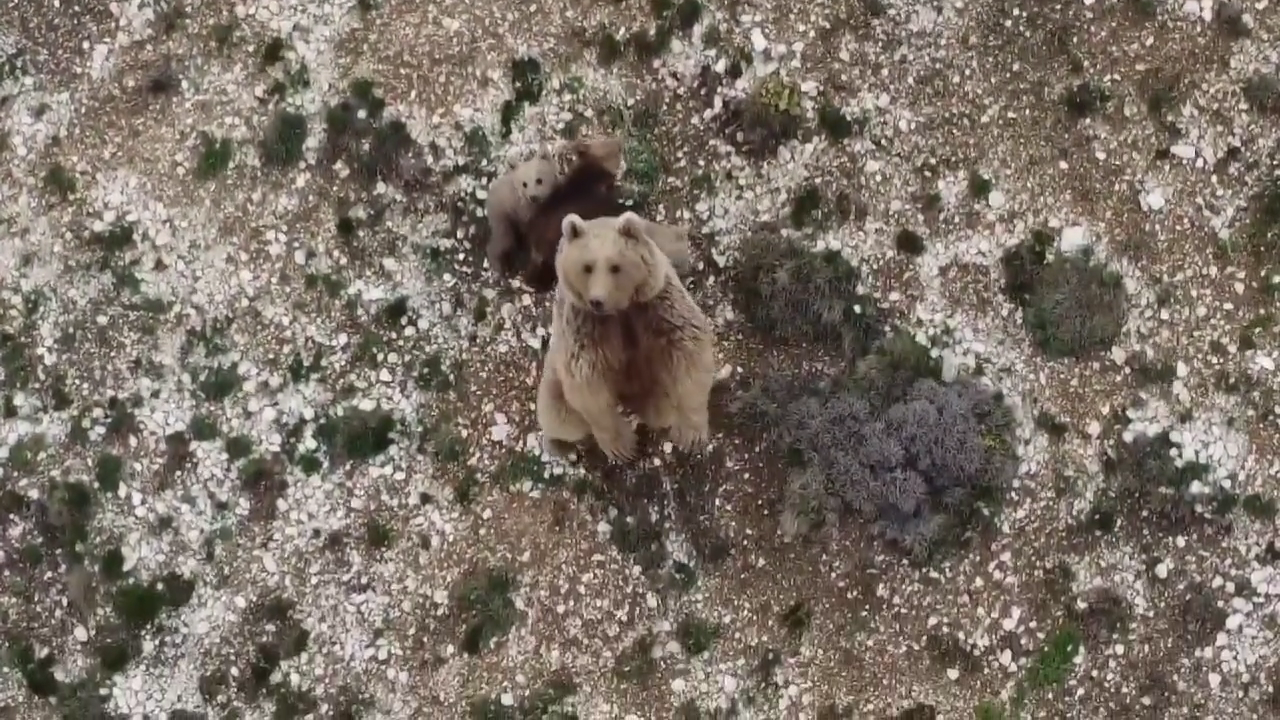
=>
[664,367,713,452]
[486,213,519,276]
[537,363,590,456]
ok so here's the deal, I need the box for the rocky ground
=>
[2,0,1280,718]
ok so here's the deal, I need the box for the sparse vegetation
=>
[468,677,577,719]
[895,228,925,256]
[790,184,824,228]
[260,110,308,167]
[195,131,234,179]
[720,75,803,159]
[1061,80,1112,120]
[1243,74,1280,116]
[676,615,720,656]
[210,20,237,48]
[1026,624,1082,689]
[967,171,993,201]
[42,163,77,198]
[1093,428,1233,536]
[315,407,399,465]
[453,566,520,655]
[1001,231,1128,359]
[817,102,857,142]
[1244,172,1280,261]
[728,231,886,360]
[320,78,429,192]
[2,5,1278,717]
[498,56,545,138]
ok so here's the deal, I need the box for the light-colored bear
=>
[536,211,715,461]
[484,138,625,277]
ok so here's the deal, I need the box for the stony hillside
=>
[1,0,1279,718]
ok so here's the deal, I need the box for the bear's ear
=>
[561,214,588,242]
[616,212,647,243]
[533,142,554,160]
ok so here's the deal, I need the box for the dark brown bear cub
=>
[518,157,623,292]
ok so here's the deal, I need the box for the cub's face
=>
[556,213,653,315]
[508,156,560,205]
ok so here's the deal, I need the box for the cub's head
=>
[556,212,665,314]
[505,151,560,206]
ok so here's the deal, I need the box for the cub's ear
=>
[617,212,647,243]
[534,142,555,160]
[561,214,588,242]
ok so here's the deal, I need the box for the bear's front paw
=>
[669,422,710,452]
[597,427,638,462]
[541,435,579,459]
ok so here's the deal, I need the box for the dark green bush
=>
[729,231,885,360]
[1002,233,1127,359]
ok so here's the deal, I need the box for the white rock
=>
[1144,189,1166,212]
[946,668,960,680]
[74,625,89,643]
[490,424,510,443]
[1170,144,1196,159]
[1154,562,1169,579]
[1249,568,1273,588]
[1208,672,1222,689]
[1060,225,1088,253]
[987,190,1006,210]
[1225,613,1245,631]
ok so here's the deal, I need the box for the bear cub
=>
[520,156,625,292]
[484,138,624,278]
[519,160,696,293]
[536,212,715,461]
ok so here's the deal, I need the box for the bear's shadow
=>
[575,430,732,571]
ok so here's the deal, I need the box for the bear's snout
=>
[588,299,606,313]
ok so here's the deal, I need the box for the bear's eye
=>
[609,264,621,274]
[521,181,528,188]
[535,178,543,186]
[582,263,594,274]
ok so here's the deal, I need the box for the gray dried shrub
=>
[729,230,885,359]
[732,333,1017,562]
[1002,234,1127,359]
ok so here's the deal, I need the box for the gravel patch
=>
[2,0,1279,718]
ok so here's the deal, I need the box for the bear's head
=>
[565,136,624,176]
[505,150,560,206]
[556,212,666,314]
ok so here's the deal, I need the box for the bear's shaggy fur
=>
[520,158,695,293]
[484,138,625,277]
[536,212,715,461]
